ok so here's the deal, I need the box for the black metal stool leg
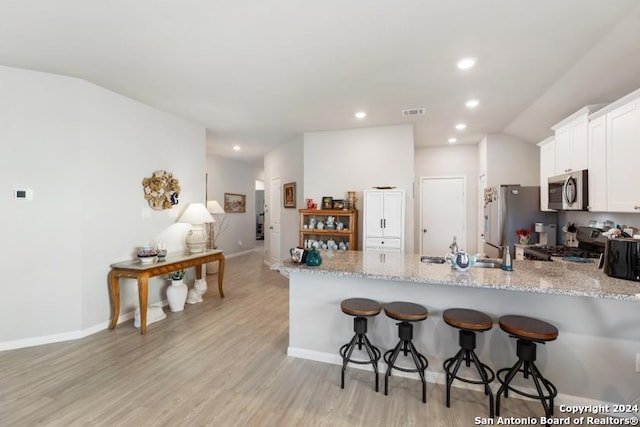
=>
[361,334,380,392]
[443,329,495,418]
[340,335,358,389]
[340,316,381,391]
[496,338,557,420]
[408,340,427,403]
[384,321,428,402]
[384,339,403,396]
[469,351,495,418]
[445,348,465,408]
[496,359,523,416]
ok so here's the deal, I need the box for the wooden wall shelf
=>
[299,209,358,250]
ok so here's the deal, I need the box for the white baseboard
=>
[225,249,255,259]
[286,346,629,415]
[0,301,170,352]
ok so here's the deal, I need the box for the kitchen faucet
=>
[449,236,458,254]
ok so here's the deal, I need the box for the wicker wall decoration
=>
[142,170,181,210]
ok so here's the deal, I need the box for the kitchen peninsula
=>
[275,250,640,409]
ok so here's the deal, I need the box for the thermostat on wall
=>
[14,188,33,200]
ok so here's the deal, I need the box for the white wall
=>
[264,135,304,262]
[304,125,415,253]
[206,154,262,255]
[414,144,479,253]
[0,65,205,348]
[483,133,540,186]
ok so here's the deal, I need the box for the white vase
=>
[167,279,188,312]
[206,261,219,275]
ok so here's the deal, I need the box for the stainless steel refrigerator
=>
[483,185,558,258]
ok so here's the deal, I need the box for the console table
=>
[108,249,225,335]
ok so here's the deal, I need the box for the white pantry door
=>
[269,177,281,265]
[420,176,466,255]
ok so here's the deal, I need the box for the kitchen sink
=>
[420,255,446,264]
[472,260,503,269]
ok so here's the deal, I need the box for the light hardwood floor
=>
[0,250,588,426]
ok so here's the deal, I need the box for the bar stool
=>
[383,301,429,403]
[442,308,495,417]
[339,298,382,391]
[496,315,559,420]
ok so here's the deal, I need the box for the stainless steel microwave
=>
[547,170,589,211]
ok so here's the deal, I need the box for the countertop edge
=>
[271,264,640,303]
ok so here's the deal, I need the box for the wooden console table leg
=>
[108,271,121,329]
[217,256,225,298]
[195,264,203,280]
[138,274,149,335]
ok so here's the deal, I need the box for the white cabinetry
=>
[587,115,607,212]
[537,137,555,211]
[552,105,605,174]
[363,189,405,252]
[606,97,640,212]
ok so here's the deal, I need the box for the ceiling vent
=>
[402,108,426,117]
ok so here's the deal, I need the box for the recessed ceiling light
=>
[465,99,479,108]
[355,111,367,119]
[448,137,457,144]
[233,145,241,151]
[455,123,467,130]
[457,57,476,70]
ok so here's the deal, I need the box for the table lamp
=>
[178,203,214,253]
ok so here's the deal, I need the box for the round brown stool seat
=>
[339,298,382,391]
[383,302,429,403]
[341,298,382,317]
[496,315,559,422]
[442,308,495,417]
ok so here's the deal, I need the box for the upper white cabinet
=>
[537,137,555,211]
[363,189,405,252]
[587,115,607,212]
[552,105,606,174]
[605,94,640,212]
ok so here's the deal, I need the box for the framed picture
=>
[332,199,345,210]
[224,193,246,213]
[322,196,333,210]
[283,182,296,208]
[291,247,305,264]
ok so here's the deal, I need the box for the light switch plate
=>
[14,188,33,200]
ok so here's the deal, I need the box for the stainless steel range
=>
[523,226,606,261]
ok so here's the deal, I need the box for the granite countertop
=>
[273,250,640,302]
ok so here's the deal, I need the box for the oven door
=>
[547,179,564,210]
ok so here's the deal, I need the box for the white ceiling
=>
[2,1,640,165]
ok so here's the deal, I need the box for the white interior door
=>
[269,177,281,264]
[420,176,466,255]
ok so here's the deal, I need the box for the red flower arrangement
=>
[516,228,531,237]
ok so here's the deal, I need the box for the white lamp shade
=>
[178,203,214,224]
[207,200,225,214]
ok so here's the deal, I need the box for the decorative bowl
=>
[138,255,156,264]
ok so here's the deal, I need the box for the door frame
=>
[418,175,467,255]
[268,176,282,265]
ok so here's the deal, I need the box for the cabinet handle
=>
[383,219,386,228]
[380,219,383,228]
[634,206,640,210]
